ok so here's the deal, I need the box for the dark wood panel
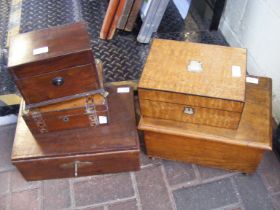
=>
[8,22,92,75]
[14,151,140,181]
[17,63,100,104]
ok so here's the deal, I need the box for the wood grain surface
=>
[8,22,93,78]
[125,0,142,31]
[100,0,120,39]
[139,39,247,102]
[12,86,139,180]
[138,77,272,173]
[16,63,100,104]
[22,92,109,134]
[139,77,272,150]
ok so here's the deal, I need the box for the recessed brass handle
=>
[52,77,64,86]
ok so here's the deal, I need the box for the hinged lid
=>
[8,22,92,74]
[139,39,247,102]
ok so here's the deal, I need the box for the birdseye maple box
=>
[139,76,272,173]
[138,39,247,129]
[8,22,101,107]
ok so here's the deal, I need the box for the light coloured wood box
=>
[139,77,272,173]
[138,39,247,129]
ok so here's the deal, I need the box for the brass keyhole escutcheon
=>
[184,107,195,115]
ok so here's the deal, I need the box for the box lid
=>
[139,39,247,102]
[12,86,139,160]
[8,22,91,68]
[139,77,272,150]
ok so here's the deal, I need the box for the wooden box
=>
[139,77,272,173]
[8,22,101,106]
[12,86,140,181]
[138,39,247,129]
[22,91,109,135]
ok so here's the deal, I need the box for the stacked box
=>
[138,39,272,173]
[8,22,140,180]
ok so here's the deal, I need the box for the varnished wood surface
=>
[139,39,247,102]
[100,0,120,39]
[143,131,263,173]
[28,93,106,113]
[23,94,109,134]
[125,0,142,31]
[107,0,126,39]
[8,22,93,78]
[139,88,244,129]
[140,99,241,129]
[139,77,272,150]
[139,89,244,112]
[16,63,100,105]
[12,86,138,160]
[14,151,139,181]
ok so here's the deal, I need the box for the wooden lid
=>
[139,39,247,102]
[8,22,91,68]
[139,77,272,150]
[12,86,139,160]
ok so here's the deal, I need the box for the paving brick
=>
[107,199,138,210]
[11,188,40,210]
[74,173,134,207]
[271,193,280,210]
[234,174,274,210]
[74,207,104,210]
[258,151,280,193]
[140,151,161,167]
[197,165,236,181]
[0,125,16,170]
[42,179,71,210]
[0,194,9,210]
[135,165,173,210]
[0,171,10,195]
[173,178,238,210]
[10,169,39,192]
[163,160,196,186]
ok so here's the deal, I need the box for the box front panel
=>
[13,151,140,181]
[23,104,109,135]
[143,131,264,173]
[140,99,242,129]
[17,63,100,104]
[139,89,244,112]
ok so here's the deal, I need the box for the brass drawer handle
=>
[184,107,195,115]
[60,161,93,177]
[52,77,64,86]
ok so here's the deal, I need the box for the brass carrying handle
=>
[60,161,93,177]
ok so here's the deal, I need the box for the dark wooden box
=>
[139,77,272,173]
[139,39,247,129]
[22,91,109,135]
[12,86,140,181]
[8,22,101,106]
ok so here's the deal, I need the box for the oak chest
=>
[138,39,247,129]
[12,86,139,180]
[139,77,272,173]
[8,22,101,106]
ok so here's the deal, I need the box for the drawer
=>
[16,63,101,105]
[13,151,140,181]
[140,100,242,129]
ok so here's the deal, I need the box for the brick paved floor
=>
[0,124,280,210]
